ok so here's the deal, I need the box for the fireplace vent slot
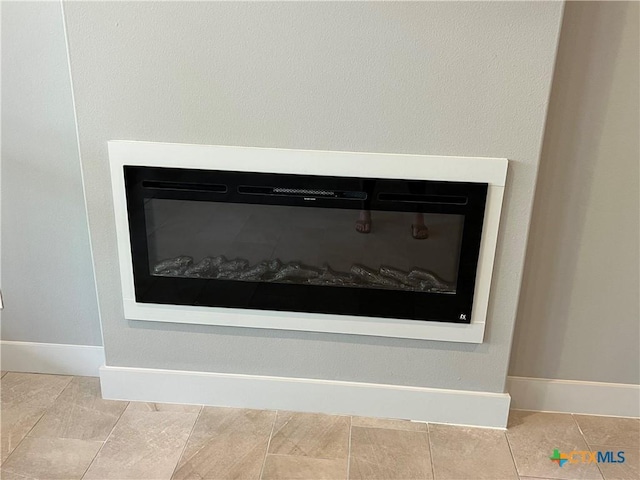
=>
[378,193,468,205]
[238,185,367,200]
[142,181,227,193]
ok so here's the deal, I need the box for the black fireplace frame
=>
[124,166,488,324]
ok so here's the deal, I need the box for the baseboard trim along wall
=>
[507,376,640,418]
[100,365,512,428]
[3,342,638,421]
[0,340,104,377]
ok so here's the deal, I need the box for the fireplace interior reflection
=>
[146,200,464,294]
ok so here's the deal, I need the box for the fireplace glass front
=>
[125,167,487,323]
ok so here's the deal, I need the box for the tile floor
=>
[0,372,638,480]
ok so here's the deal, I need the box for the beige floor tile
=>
[574,415,640,448]
[28,376,127,441]
[1,436,101,480]
[0,373,72,462]
[1,371,7,378]
[83,403,200,479]
[172,406,275,480]
[127,401,201,413]
[349,426,432,480]
[351,416,427,432]
[429,424,517,479]
[269,411,350,460]
[0,469,34,480]
[590,445,639,480]
[506,410,603,480]
[262,454,347,480]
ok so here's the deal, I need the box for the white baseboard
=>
[100,365,511,428]
[507,376,640,418]
[6,343,635,421]
[0,341,104,377]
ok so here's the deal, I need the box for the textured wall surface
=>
[510,2,640,384]
[63,2,563,392]
[1,1,101,346]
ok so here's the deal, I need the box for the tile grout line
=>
[80,396,131,480]
[1,413,48,466]
[169,404,204,479]
[25,374,76,439]
[258,409,278,480]
[349,424,431,433]
[500,428,520,479]
[264,452,352,459]
[426,423,436,480]
[1,373,74,467]
[571,414,606,480]
[503,422,526,479]
[78,440,106,480]
[513,409,640,421]
[346,416,353,480]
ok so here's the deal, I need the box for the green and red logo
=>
[550,449,569,467]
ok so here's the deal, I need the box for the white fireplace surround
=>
[109,141,507,343]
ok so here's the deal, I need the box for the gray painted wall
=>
[509,2,640,384]
[1,1,101,346]
[63,1,563,393]
[2,2,636,388]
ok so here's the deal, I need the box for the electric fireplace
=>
[110,142,507,342]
